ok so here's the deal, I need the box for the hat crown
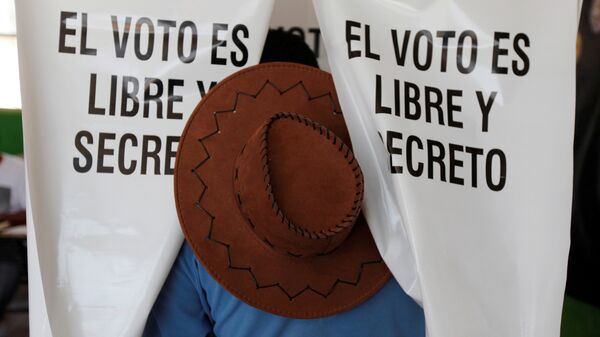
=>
[234,112,364,258]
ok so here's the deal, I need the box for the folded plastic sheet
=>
[314,0,579,336]
[14,1,273,336]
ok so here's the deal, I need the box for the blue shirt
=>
[143,243,425,337]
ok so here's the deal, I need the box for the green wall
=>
[0,109,24,154]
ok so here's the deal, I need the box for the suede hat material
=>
[175,62,390,319]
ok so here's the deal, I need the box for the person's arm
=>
[143,243,215,337]
[0,210,26,226]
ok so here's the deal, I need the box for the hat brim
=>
[175,62,390,318]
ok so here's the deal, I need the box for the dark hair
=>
[260,30,319,68]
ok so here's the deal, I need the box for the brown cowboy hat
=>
[175,62,390,318]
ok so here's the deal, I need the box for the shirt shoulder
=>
[184,242,425,337]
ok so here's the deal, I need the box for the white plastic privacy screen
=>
[15,1,274,336]
[314,0,578,336]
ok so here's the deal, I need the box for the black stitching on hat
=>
[286,251,303,258]
[263,237,274,248]
[247,217,256,229]
[255,112,363,243]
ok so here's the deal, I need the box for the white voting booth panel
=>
[15,1,274,336]
[315,0,578,336]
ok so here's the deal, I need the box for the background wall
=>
[0,109,23,154]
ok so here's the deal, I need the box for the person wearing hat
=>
[142,32,425,337]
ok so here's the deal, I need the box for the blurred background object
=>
[0,0,20,110]
[563,0,600,335]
